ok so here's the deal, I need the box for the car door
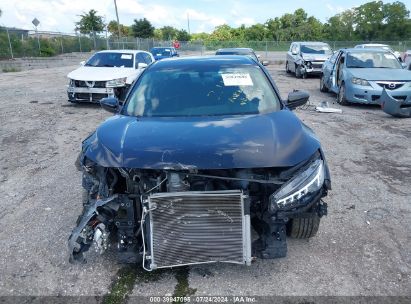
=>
[322,52,338,83]
[287,43,294,72]
[326,50,344,93]
[288,43,299,72]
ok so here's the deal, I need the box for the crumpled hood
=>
[67,66,138,81]
[349,68,411,81]
[301,53,330,62]
[83,110,321,169]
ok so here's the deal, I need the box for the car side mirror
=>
[80,61,85,66]
[100,97,119,113]
[262,60,269,66]
[137,62,148,69]
[402,62,408,69]
[292,51,298,55]
[286,90,310,110]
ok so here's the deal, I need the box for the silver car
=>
[286,42,332,78]
[320,48,411,106]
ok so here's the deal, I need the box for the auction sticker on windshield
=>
[222,73,253,86]
[121,54,133,59]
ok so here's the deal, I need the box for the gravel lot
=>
[0,62,410,299]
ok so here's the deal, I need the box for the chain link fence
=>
[1,27,410,60]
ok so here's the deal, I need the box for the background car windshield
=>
[152,48,172,56]
[125,65,281,117]
[301,45,331,54]
[85,52,133,67]
[346,52,401,69]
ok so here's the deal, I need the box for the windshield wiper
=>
[102,64,114,67]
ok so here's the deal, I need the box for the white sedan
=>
[67,50,154,103]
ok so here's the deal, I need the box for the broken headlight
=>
[106,77,127,88]
[351,77,370,87]
[270,159,324,211]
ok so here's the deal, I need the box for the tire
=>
[286,215,320,239]
[337,83,349,106]
[295,64,302,78]
[320,75,328,92]
[286,61,291,73]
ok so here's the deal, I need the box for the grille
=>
[75,93,108,102]
[74,80,106,88]
[376,82,405,90]
[312,63,324,69]
[145,190,251,270]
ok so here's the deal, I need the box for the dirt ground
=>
[0,63,410,299]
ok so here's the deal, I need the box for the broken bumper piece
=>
[379,88,411,118]
[68,195,118,263]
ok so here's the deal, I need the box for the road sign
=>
[32,18,40,27]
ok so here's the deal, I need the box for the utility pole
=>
[187,12,190,35]
[114,0,124,48]
[5,27,14,59]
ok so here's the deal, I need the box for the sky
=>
[0,0,409,33]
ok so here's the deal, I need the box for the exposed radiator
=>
[144,190,251,270]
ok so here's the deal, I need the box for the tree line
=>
[76,1,411,42]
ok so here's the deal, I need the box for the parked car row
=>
[285,41,411,117]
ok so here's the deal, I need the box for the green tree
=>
[131,18,154,38]
[381,1,410,39]
[107,20,130,37]
[190,32,210,41]
[324,10,356,41]
[176,29,191,41]
[75,9,105,34]
[153,28,162,40]
[160,26,178,40]
[208,24,234,41]
[266,17,282,41]
[354,1,384,40]
[244,23,267,41]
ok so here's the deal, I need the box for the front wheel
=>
[286,61,291,73]
[286,215,320,239]
[337,83,349,106]
[295,65,302,78]
[320,75,328,92]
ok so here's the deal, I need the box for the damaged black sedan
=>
[69,56,331,270]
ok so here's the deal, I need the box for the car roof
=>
[341,48,396,54]
[150,55,257,70]
[355,43,389,47]
[97,49,149,54]
[294,41,329,45]
[216,48,254,52]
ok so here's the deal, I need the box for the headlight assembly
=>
[270,159,325,211]
[351,77,371,86]
[106,77,127,88]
